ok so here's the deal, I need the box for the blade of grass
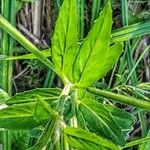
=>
[111,21,150,43]
[120,0,138,85]
[113,37,141,87]
[0,15,57,74]
[77,0,85,40]
[43,0,63,88]
[125,44,150,84]
[1,0,13,149]
[90,0,102,27]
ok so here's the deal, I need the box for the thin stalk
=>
[1,0,14,149]
[77,0,85,40]
[113,37,141,87]
[70,90,78,128]
[44,70,55,88]
[54,83,71,150]
[86,87,150,111]
[36,117,58,149]
[125,44,150,84]
[123,136,150,148]
[91,0,101,27]
[0,15,56,74]
[111,21,150,43]
[138,111,147,137]
[63,135,69,150]
[43,0,63,88]
[120,0,138,85]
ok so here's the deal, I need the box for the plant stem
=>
[91,0,101,27]
[70,90,78,128]
[111,22,150,43]
[44,70,55,88]
[0,15,55,73]
[120,0,138,85]
[37,117,58,149]
[86,87,150,111]
[125,44,150,84]
[123,136,150,148]
[77,0,85,40]
[138,111,147,137]
[1,0,15,149]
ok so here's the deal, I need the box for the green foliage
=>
[6,88,61,105]
[79,98,125,146]
[0,0,150,149]
[51,1,122,87]
[0,99,56,129]
[11,130,30,150]
[64,127,121,150]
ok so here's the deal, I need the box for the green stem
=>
[44,70,55,88]
[91,0,101,27]
[86,87,150,111]
[77,0,85,40]
[63,135,69,150]
[123,136,150,148]
[70,90,78,128]
[111,21,150,43]
[37,117,58,149]
[125,44,150,84]
[2,130,11,150]
[120,0,138,85]
[138,111,147,137]
[1,0,14,149]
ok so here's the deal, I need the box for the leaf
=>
[28,117,58,150]
[73,2,115,87]
[11,130,30,150]
[0,89,9,104]
[0,99,56,129]
[51,0,78,79]
[6,88,61,105]
[79,98,125,146]
[105,104,135,139]
[64,127,121,150]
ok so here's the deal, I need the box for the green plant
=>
[0,0,150,149]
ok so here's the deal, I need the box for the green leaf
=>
[6,88,61,105]
[73,2,116,87]
[0,99,56,129]
[11,130,30,150]
[105,104,135,139]
[51,0,78,79]
[79,98,125,146]
[64,127,121,150]
[0,89,9,104]
[28,117,58,150]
